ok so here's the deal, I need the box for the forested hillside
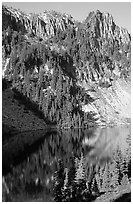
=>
[2,5,131,128]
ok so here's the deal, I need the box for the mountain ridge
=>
[2,4,75,38]
[2,4,131,128]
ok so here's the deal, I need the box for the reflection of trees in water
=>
[53,146,131,202]
[3,128,131,201]
[3,129,83,201]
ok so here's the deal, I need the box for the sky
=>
[3,2,131,33]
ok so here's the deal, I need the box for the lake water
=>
[2,125,131,201]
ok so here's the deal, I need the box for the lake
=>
[2,125,131,201]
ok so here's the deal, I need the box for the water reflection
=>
[2,125,131,201]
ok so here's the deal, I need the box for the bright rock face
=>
[77,10,131,86]
[84,10,130,42]
[2,5,75,38]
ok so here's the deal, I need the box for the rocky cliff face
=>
[85,10,130,43]
[78,10,131,126]
[2,5,131,127]
[2,5,75,38]
[76,10,131,84]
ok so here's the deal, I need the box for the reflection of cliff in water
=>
[3,126,131,201]
[83,126,131,165]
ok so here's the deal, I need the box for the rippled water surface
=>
[2,125,131,201]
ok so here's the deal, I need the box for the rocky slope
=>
[2,5,131,127]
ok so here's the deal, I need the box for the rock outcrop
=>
[2,5,75,38]
[77,10,131,84]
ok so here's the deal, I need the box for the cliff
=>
[2,5,131,128]
[2,5,75,38]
